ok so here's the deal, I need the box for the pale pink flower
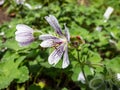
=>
[117,73,120,81]
[39,15,70,68]
[96,7,114,31]
[78,72,85,84]
[15,0,25,5]
[15,24,34,46]
[103,7,114,22]
[0,0,5,5]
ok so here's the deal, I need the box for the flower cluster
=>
[15,15,70,68]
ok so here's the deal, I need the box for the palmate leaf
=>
[104,57,120,73]
[88,51,102,64]
[71,62,93,82]
[15,66,29,83]
[0,56,29,89]
[3,38,22,51]
[71,61,81,81]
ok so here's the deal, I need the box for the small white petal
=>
[78,72,85,84]
[117,73,120,81]
[0,32,4,36]
[95,26,102,32]
[16,24,33,33]
[39,34,58,40]
[15,0,25,5]
[110,32,115,38]
[24,3,32,9]
[48,44,64,65]
[0,0,4,5]
[62,47,70,68]
[103,7,114,21]
[90,68,94,75]
[34,5,42,9]
[109,39,117,45]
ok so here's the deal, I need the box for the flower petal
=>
[40,39,62,48]
[16,24,33,33]
[15,35,34,42]
[15,31,31,36]
[45,15,63,35]
[39,34,58,40]
[0,0,4,5]
[64,24,70,42]
[40,39,54,48]
[48,44,65,65]
[117,73,120,81]
[18,39,34,46]
[77,72,85,84]
[24,3,32,9]
[15,0,25,5]
[62,47,70,68]
[103,7,114,21]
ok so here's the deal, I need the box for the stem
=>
[108,81,112,90]
[83,62,104,67]
[56,73,62,89]
[34,30,43,34]
[34,67,44,83]
[77,50,88,85]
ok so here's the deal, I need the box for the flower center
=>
[61,37,68,44]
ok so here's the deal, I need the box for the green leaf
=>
[104,57,120,73]
[62,87,68,90]
[3,39,22,51]
[88,51,102,64]
[0,56,28,89]
[116,40,120,50]
[29,84,41,90]
[89,75,105,90]
[1,51,19,62]
[16,66,29,83]
[71,63,81,81]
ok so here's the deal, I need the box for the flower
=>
[96,7,114,31]
[117,73,120,81]
[77,72,85,84]
[24,3,32,9]
[103,7,114,22]
[15,0,25,5]
[0,0,5,5]
[15,24,34,46]
[39,15,70,68]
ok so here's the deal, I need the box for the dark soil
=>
[0,7,11,24]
